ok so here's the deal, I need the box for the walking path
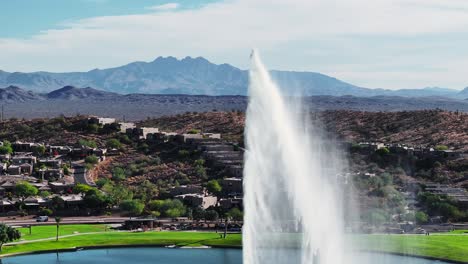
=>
[6,230,131,246]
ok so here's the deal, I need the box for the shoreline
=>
[0,244,242,259]
[1,244,465,264]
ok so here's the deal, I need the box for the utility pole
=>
[1,105,3,122]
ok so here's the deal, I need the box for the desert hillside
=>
[140,110,468,151]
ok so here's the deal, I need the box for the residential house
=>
[11,155,37,165]
[7,165,21,175]
[49,182,74,193]
[48,145,73,156]
[70,145,94,158]
[227,165,244,178]
[222,177,243,195]
[89,117,116,125]
[39,168,63,180]
[176,133,203,143]
[12,142,35,152]
[38,159,62,169]
[19,163,33,175]
[127,127,159,140]
[175,194,217,209]
[219,197,243,209]
[118,122,136,133]
[93,148,107,157]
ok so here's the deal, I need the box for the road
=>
[72,164,95,186]
[0,216,201,227]
[0,216,129,226]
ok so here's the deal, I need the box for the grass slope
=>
[2,231,241,256]
[358,234,468,263]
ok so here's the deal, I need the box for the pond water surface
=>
[1,247,453,264]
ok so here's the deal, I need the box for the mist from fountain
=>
[243,51,352,264]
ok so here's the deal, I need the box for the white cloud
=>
[1,0,468,89]
[146,3,180,11]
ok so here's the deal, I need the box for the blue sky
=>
[1,0,468,90]
[0,0,216,38]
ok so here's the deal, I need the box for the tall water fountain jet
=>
[243,51,350,264]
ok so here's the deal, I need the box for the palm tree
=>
[55,217,62,241]
[0,224,21,251]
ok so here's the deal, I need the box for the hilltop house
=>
[222,177,243,195]
[118,122,136,133]
[126,127,160,140]
[169,185,204,196]
[174,194,217,209]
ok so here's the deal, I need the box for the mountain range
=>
[0,56,467,98]
[0,85,467,121]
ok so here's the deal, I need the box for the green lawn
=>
[1,227,467,263]
[17,224,110,241]
[357,234,468,263]
[448,229,468,234]
[2,231,241,255]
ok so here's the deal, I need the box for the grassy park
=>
[16,224,110,241]
[0,225,467,263]
[358,233,468,263]
[1,227,241,256]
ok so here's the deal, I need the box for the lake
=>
[1,247,452,264]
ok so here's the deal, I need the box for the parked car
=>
[36,216,49,222]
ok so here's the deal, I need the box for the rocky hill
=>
[47,86,119,100]
[0,85,44,102]
[141,110,468,151]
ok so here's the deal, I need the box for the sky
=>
[1,0,468,90]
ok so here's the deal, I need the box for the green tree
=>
[0,224,21,251]
[62,164,70,175]
[15,182,38,203]
[51,196,65,211]
[194,159,205,167]
[0,141,13,155]
[55,217,62,241]
[206,180,222,194]
[73,184,92,195]
[85,155,99,165]
[226,208,243,222]
[78,139,97,148]
[187,129,200,134]
[134,180,158,203]
[204,210,219,221]
[119,199,144,216]
[87,124,99,133]
[376,147,390,156]
[33,145,46,156]
[415,211,429,224]
[106,138,122,149]
[112,167,126,182]
[103,184,132,206]
[83,188,109,210]
[178,150,190,158]
[39,191,51,198]
[148,199,186,218]
[435,145,449,151]
[38,207,53,216]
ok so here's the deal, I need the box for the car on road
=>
[36,216,49,222]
